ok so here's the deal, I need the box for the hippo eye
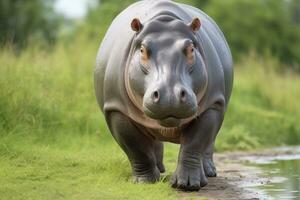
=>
[140,45,149,60]
[185,44,195,66]
[140,45,150,74]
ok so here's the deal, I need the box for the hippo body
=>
[94,0,233,191]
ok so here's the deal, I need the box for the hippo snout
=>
[142,84,198,127]
[150,87,188,104]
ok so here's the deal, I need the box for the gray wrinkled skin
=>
[94,0,233,191]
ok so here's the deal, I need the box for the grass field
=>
[1,39,300,199]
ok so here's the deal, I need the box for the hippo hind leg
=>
[203,143,217,177]
[202,108,224,178]
[154,141,165,173]
[107,111,160,183]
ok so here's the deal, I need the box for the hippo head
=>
[125,15,208,128]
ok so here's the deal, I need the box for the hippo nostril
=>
[152,90,160,103]
[180,89,187,102]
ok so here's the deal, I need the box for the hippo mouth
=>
[142,105,198,127]
[159,116,181,127]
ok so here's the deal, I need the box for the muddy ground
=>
[177,149,293,200]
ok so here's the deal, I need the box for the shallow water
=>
[248,147,300,199]
[256,159,300,199]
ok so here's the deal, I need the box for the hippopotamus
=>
[94,0,233,191]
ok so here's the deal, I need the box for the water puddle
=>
[243,146,300,199]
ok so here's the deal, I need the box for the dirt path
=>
[177,152,274,200]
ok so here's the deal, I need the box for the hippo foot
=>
[133,167,160,183]
[203,158,217,177]
[171,161,208,191]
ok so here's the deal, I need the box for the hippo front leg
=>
[171,108,224,191]
[107,112,161,183]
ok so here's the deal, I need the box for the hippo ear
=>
[131,18,143,32]
[189,18,201,33]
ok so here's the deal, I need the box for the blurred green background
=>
[1,0,300,199]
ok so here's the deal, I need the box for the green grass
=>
[0,131,179,200]
[0,39,300,199]
[0,40,179,199]
[217,53,300,151]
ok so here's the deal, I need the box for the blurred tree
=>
[290,0,300,25]
[0,0,60,48]
[83,0,135,39]
[83,0,300,70]
[203,0,300,70]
